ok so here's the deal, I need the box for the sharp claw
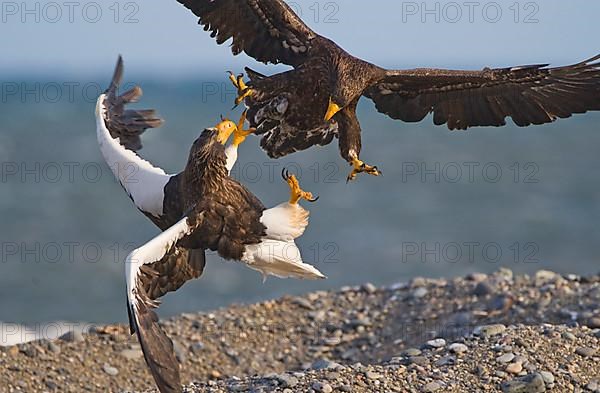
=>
[308,196,320,203]
[281,168,287,181]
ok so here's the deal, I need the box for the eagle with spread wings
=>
[176,0,600,180]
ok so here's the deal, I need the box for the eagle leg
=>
[228,71,254,108]
[282,169,319,204]
[347,158,382,183]
[233,110,256,146]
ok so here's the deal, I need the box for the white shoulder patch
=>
[260,202,309,242]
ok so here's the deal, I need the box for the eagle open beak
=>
[324,99,341,121]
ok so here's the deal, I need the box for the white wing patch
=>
[95,95,173,217]
[125,217,193,308]
[242,202,324,280]
[261,202,309,241]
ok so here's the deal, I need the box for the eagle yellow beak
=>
[215,119,236,145]
[324,99,341,121]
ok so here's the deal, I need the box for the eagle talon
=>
[347,159,382,182]
[228,71,254,108]
[283,169,318,204]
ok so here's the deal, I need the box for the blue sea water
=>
[1,76,599,328]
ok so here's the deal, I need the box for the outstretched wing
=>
[96,57,184,227]
[175,0,319,66]
[365,55,600,130]
[126,214,205,393]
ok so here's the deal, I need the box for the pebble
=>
[562,332,577,341]
[173,341,187,363]
[501,373,546,393]
[539,371,554,385]
[404,348,422,357]
[449,343,468,354]
[312,359,344,370]
[59,331,84,343]
[311,381,333,393]
[506,362,524,375]
[474,324,507,338]
[473,281,495,296]
[422,381,443,392]
[362,283,377,294]
[497,353,516,363]
[587,317,600,329]
[426,338,446,348]
[47,342,60,354]
[575,347,597,357]
[365,371,382,380]
[411,287,428,299]
[120,349,143,360]
[274,374,298,388]
[292,297,314,310]
[585,380,599,392]
[102,364,119,376]
[535,270,560,286]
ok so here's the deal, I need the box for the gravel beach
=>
[1,269,599,393]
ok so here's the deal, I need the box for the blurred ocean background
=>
[1,0,599,340]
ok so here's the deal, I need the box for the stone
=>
[312,381,333,393]
[474,324,507,338]
[59,331,84,343]
[449,343,468,354]
[506,362,524,375]
[422,381,443,392]
[474,281,495,297]
[102,364,119,376]
[362,283,377,294]
[404,348,422,357]
[587,317,600,329]
[426,338,446,348]
[311,359,344,370]
[575,347,597,357]
[412,287,428,299]
[535,270,560,286]
[539,371,554,385]
[120,349,143,360]
[275,374,298,388]
[47,342,61,354]
[497,353,516,363]
[501,373,546,393]
[365,371,381,380]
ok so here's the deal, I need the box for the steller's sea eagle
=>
[175,0,600,181]
[95,57,324,393]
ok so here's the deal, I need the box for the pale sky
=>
[1,0,599,77]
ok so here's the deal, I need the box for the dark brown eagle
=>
[96,58,324,393]
[175,0,600,180]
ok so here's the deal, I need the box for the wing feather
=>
[96,57,178,220]
[365,55,600,130]
[126,214,204,393]
[175,0,318,66]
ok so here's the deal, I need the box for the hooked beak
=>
[324,99,341,121]
[215,119,236,145]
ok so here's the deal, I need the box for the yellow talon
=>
[282,169,319,205]
[347,158,382,182]
[228,71,254,108]
[233,110,255,147]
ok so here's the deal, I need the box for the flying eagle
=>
[175,0,600,180]
[95,58,324,393]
